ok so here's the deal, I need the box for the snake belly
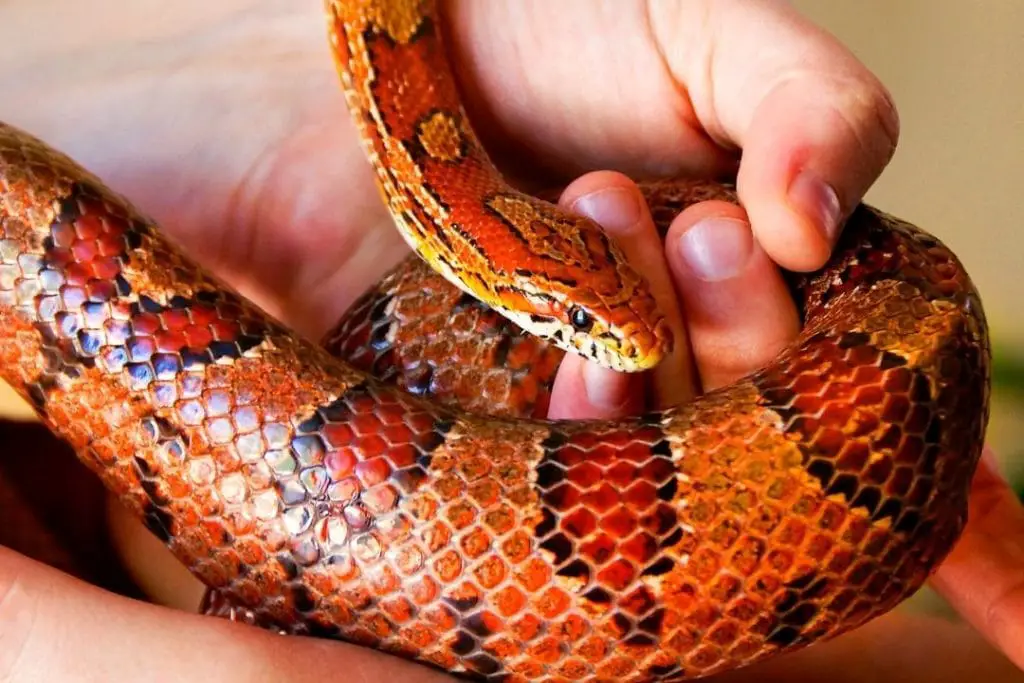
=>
[0,2,991,683]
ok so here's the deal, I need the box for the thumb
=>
[654,0,901,271]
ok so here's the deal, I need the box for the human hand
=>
[0,0,1019,681]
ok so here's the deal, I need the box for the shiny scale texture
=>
[0,0,992,681]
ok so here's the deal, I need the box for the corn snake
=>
[0,0,991,680]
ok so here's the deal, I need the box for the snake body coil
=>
[0,1,990,681]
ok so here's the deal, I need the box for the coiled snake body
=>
[0,1,991,681]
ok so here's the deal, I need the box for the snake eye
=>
[569,306,594,332]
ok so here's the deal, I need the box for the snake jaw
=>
[488,293,671,373]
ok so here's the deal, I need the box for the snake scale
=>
[0,0,991,681]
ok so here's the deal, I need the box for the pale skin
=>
[0,1,1021,681]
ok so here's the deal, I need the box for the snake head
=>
[460,193,675,373]
[497,284,673,373]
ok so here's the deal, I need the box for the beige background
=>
[1,2,1022,472]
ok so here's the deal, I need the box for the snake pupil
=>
[569,306,593,332]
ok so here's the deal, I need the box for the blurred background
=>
[0,0,1021,618]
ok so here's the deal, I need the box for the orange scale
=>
[210,319,241,341]
[565,462,602,489]
[534,586,571,619]
[499,530,532,563]
[791,372,824,394]
[189,305,218,326]
[603,430,640,449]
[506,657,544,679]
[130,312,159,335]
[623,480,657,509]
[620,533,658,564]
[729,538,767,576]
[581,446,610,466]
[322,423,355,449]
[350,413,381,436]
[820,402,855,427]
[95,231,125,257]
[618,442,653,463]
[810,428,843,457]
[384,443,418,468]
[882,367,913,392]
[561,508,597,538]
[481,634,520,663]
[837,441,871,472]
[525,635,563,663]
[553,445,588,467]
[73,213,104,240]
[545,483,580,512]
[155,330,187,353]
[407,574,440,606]
[791,394,823,416]
[896,436,926,465]
[376,404,409,426]
[638,457,675,485]
[92,258,121,280]
[379,423,414,446]
[582,483,619,513]
[405,412,438,434]
[159,308,191,331]
[886,466,914,496]
[850,409,881,436]
[63,263,91,285]
[399,623,437,648]
[492,584,527,617]
[182,326,212,349]
[599,507,638,538]
[51,222,77,248]
[354,457,392,486]
[514,557,552,593]
[596,559,636,591]
[432,548,464,583]
[848,344,881,366]
[458,528,491,559]
[355,434,389,459]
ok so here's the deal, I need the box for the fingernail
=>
[676,218,753,282]
[582,362,631,412]
[789,170,842,244]
[571,187,642,233]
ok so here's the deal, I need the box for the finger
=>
[0,546,451,683]
[930,447,1024,671]
[663,202,801,392]
[547,171,695,420]
[651,0,900,271]
[712,611,1018,683]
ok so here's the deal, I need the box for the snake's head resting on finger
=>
[420,191,674,373]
